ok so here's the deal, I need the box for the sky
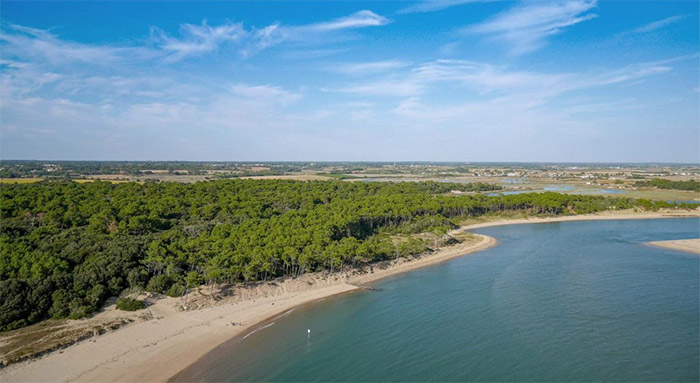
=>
[0,0,698,162]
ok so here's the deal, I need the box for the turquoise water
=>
[485,190,536,196]
[575,188,628,195]
[543,185,575,192]
[176,218,700,382]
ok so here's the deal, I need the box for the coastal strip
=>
[1,210,698,383]
[648,238,700,255]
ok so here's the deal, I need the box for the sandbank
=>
[648,238,700,254]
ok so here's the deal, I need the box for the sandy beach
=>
[648,238,700,254]
[1,210,698,383]
[461,210,700,230]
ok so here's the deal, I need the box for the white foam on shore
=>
[242,322,276,340]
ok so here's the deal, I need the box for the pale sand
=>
[461,210,700,230]
[2,210,698,383]
[648,238,700,254]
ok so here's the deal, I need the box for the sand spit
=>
[648,238,700,254]
[462,210,700,230]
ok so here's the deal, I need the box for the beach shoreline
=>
[461,210,700,230]
[1,210,698,383]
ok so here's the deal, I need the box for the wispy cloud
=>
[0,24,156,66]
[328,56,681,108]
[0,10,391,65]
[0,73,307,159]
[230,84,302,106]
[150,21,246,61]
[562,98,639,115]
[152,10,389,60]
[466,0,598,55]
[0,20,308,160]
[587,63,672,87]
[306,10,390,31]
[238,10,390,57]
[397,0,491,14]
[333,60,410,75]
[633,15,686,33]
[330,80,422,96]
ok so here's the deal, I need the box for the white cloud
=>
[588,64,672,86]
[150,21,246,61]
[237,11,389,57]
[333,60,410,75]
[633,15,686,33]
[0,24,156,66]
[466,0,598,55]
[0,22,309,159]
[329,80,422,96]
[306,10,390,31]
[230,84,302,106]
[327,57,680,117]
[278,48,349,60]
[0,9,391,65]
[411,59,568,93]
[398,0,492,14]
[562,98,640,115]
[149,11,390,60]
[0,76,307,159]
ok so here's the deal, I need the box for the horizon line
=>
[1,159,699,166]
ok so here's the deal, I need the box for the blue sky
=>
[1,1,698,162]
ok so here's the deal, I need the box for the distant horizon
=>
[1,159,699,166]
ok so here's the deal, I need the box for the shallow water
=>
[486,185,628,196]
[178,218,699,382]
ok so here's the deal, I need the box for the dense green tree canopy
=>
[634,178,700,192]
[0,179,687,331]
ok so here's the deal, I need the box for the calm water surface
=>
[177,218,699,382]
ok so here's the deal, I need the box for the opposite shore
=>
[1,210,698,382]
